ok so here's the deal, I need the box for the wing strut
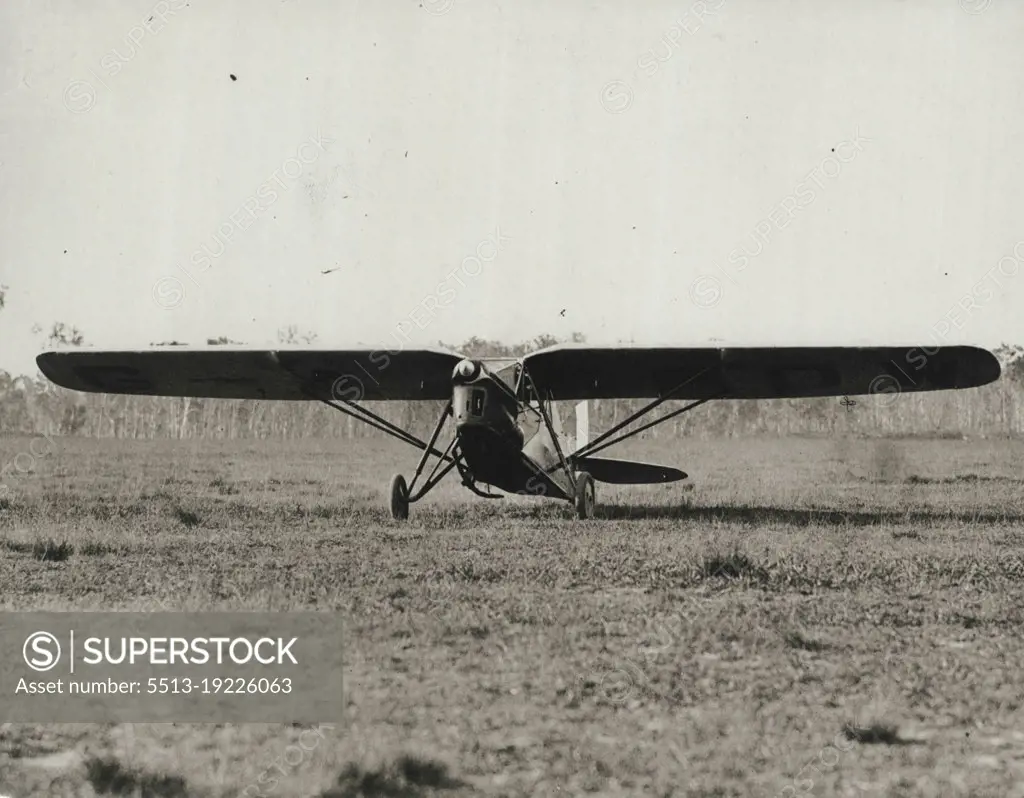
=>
[569,367,718,461]
[574,398,712,460]
[318,398,456,462]
[262,354,454,461]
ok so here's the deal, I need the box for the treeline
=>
[2,329,1024,440]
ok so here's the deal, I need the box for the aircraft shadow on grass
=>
[593,503,1024,526]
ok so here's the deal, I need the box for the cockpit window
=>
[470,389,486,416]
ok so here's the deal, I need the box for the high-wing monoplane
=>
[37,343,1001,519]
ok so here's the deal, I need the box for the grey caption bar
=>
[0,612,343,723]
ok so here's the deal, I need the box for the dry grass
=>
[1,433,1024,796]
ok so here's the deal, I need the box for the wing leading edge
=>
[35,347,467,401]
[523,345,1001,400]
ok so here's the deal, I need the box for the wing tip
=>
[913,346,1001,390]
[35,351,60,380]
[970,346,1002,388]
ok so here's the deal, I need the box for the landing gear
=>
[574,471,595,519]
[377,400,465,521]
[390,474,409,520]
[315,391,460,522]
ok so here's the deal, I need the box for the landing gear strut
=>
[382,400,464,521]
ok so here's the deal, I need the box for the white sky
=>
[1,0,1022,376]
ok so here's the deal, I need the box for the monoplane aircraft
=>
[37,343,1000,519]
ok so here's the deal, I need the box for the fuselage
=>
[450,359,569,495]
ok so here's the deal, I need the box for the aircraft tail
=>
[550,399,564,437]
[574,400,589,454]
[574,456,687,484]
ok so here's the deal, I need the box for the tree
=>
[994,344,1024,384]
[42,322,85,347]
[33,322,89,434]
[277,326,318,345]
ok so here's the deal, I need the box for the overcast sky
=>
[1,0,1022,376]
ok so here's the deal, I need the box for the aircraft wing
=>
[522,345,1001,400]
[36,347,466,401]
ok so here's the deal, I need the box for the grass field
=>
[1,433,1023,797]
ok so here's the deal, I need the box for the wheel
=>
[574,471,595,519]
[389,474,409,520]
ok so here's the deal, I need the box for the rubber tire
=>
[574,471,595,519]
[389,474,409,521]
